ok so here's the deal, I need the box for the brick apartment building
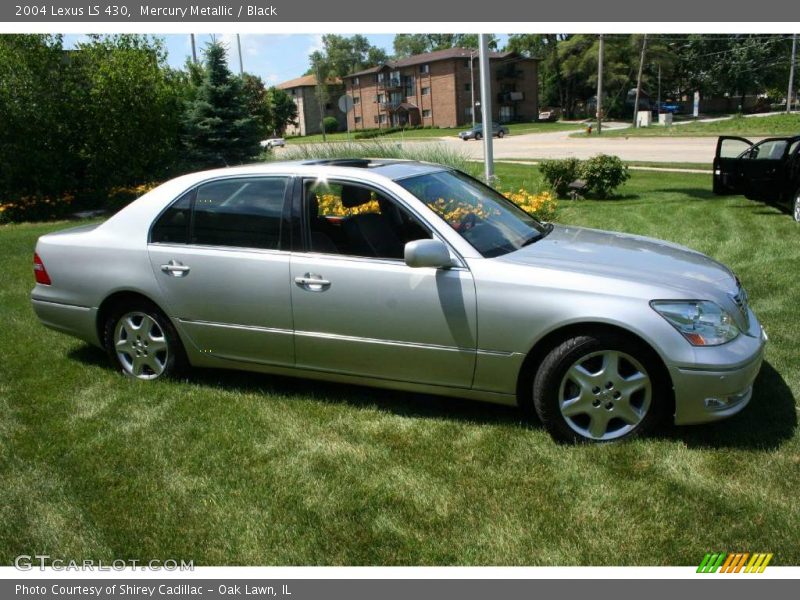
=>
[277,74,347,136]
[341,47,539,130]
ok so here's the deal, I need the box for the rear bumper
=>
[31,297,101,347]
[671,328,766,425]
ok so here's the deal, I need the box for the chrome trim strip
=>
[295,329,474,353]
[30,298,91,311]
[178,319,516,356]
[178,319,293,336]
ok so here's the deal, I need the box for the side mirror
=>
[404,239,452,269]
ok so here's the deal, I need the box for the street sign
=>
[338,94,354,114]
[693,91,700,118]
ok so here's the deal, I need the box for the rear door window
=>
[191,177,289,249]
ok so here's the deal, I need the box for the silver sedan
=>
[30,159,766,442]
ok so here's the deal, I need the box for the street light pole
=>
[633,34,647,127]
[478,34,495,185]
[596,34,604,135]
[236,34,244,75]
[788,33,797,114]
[190,34,197,64]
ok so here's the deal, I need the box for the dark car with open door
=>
[713,135,800,222]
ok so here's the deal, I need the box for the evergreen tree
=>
[182,42,261,168]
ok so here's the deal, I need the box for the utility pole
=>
[633,34,647,127]
[315,62,328,142]
[478,34,494,184]
[596,34,604,135]
[236,34,244,75]
[469,50,477,128]
[788,33,797,113]
[657,64,661,116]
[190,34,197,64]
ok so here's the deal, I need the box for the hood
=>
[500,224,737,295]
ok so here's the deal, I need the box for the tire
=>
[498,130,505,138]
[475,133,482,141]
[103,300,185,380]
[794,189,800,223]
[531,331,669,443]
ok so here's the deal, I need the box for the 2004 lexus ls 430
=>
[31,159,767,442]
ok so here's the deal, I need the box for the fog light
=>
[704,387,751,411]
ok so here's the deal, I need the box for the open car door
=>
[713,136,752,195]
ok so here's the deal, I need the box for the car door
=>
[289,177,478,388]
[713,136,752,194]
[147,175,295,366]
[738,138,791,202]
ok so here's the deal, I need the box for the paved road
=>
[414,127,720,163]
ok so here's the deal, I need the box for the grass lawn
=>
[1,166,798,566]
[596,113,800,138]
[285,121,583,145]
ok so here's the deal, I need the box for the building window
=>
[420,64,430,74]
[421,87,430,96]
[377,93,385,103]
[465,106,473,118]
[378,114,387,124]
[499,106,513,122]
[353,96,360,105]
[422,109,431,118]
[464,83,471,92]
[374,115,379,124]
[353,76,359,85]
[354,116,362,124]
[377,72,384,83]
[465,59,471,68]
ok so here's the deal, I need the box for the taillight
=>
[33,252,51,285]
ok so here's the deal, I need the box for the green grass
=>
[1,168,799,566]
[285,121,583,145]
[596,113,800,138]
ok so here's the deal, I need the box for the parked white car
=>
[260,137,286,149]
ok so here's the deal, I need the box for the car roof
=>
[170,159,450,187]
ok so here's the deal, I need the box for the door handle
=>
[161,260,190,277]
[294,273,331,291]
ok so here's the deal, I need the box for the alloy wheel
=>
[794,193,800,223]
[558,350,652,441]
[114,311,169,380]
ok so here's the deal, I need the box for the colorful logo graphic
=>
[697,552,773,573]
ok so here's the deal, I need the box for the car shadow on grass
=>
[656,361,797,450]
[69,348,794,447]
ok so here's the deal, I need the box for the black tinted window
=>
[191,177,288,249]
[151,190,193,244]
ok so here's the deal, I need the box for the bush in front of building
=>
[323,116,340,134]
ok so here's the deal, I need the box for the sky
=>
[62,33,509,86]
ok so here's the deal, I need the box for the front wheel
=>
[104,301,184,380]
[532,332,668,443]
[475,132,482,141]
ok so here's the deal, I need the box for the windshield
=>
[398,170,549,258]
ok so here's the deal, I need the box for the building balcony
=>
[378,78,403,90]
[498,91,525,104]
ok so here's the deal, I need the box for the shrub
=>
[579,154,630,198]
[322,116,339,134]
[538,158,582,198]
[0,193,76,224]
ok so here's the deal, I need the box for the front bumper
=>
[671,327,767,425]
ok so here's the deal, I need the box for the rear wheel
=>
[498,130,505,138]
[532,332,668,443]
[794,189,800,223]
[104,301,184,380]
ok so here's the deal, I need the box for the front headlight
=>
[651,300,740,346]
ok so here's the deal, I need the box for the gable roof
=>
[343,47,534,79]
[277,74,342,90]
